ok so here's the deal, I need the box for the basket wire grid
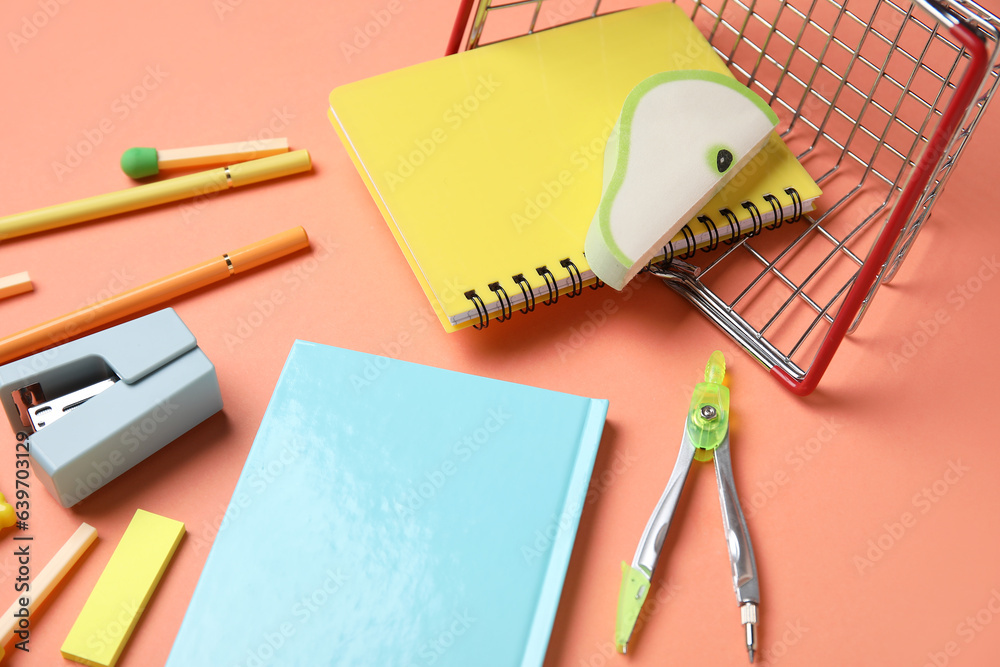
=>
[448,0,1000,395]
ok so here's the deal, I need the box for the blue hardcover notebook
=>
[167,341,609,666]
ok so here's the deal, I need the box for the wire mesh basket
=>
[447,0,1000,395]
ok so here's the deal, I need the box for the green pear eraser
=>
[585,70,779,290]
[120,147,159,179]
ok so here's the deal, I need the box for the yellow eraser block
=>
[61,509,185,667]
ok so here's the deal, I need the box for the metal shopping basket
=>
[446,0,1000,395]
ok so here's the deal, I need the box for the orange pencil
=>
[0,227,310,365]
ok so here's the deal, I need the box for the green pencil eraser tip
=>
[121,147,158,179]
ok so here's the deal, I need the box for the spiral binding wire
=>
[536,266,559,306]
[465,290,489,330]
[560,258,583,297]
[462,188,802,328]
[742,200,763,237]
[488,281,513,322]
[720,208,740,245]
[662,187,802,261]
[784,187,802,223]
[512,273,535,313]
[699,214,720,251]
[762,194,783,230]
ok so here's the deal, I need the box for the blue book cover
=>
[167,341,609,666]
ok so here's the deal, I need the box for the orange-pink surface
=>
[2,1,1000,666]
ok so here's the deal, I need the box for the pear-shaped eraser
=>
[584,71,779,290]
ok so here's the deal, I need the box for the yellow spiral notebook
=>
[328,2,821,332]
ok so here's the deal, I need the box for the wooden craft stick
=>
[121,138,289,178]
[0,523,98,660]
[0,273,32,301]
